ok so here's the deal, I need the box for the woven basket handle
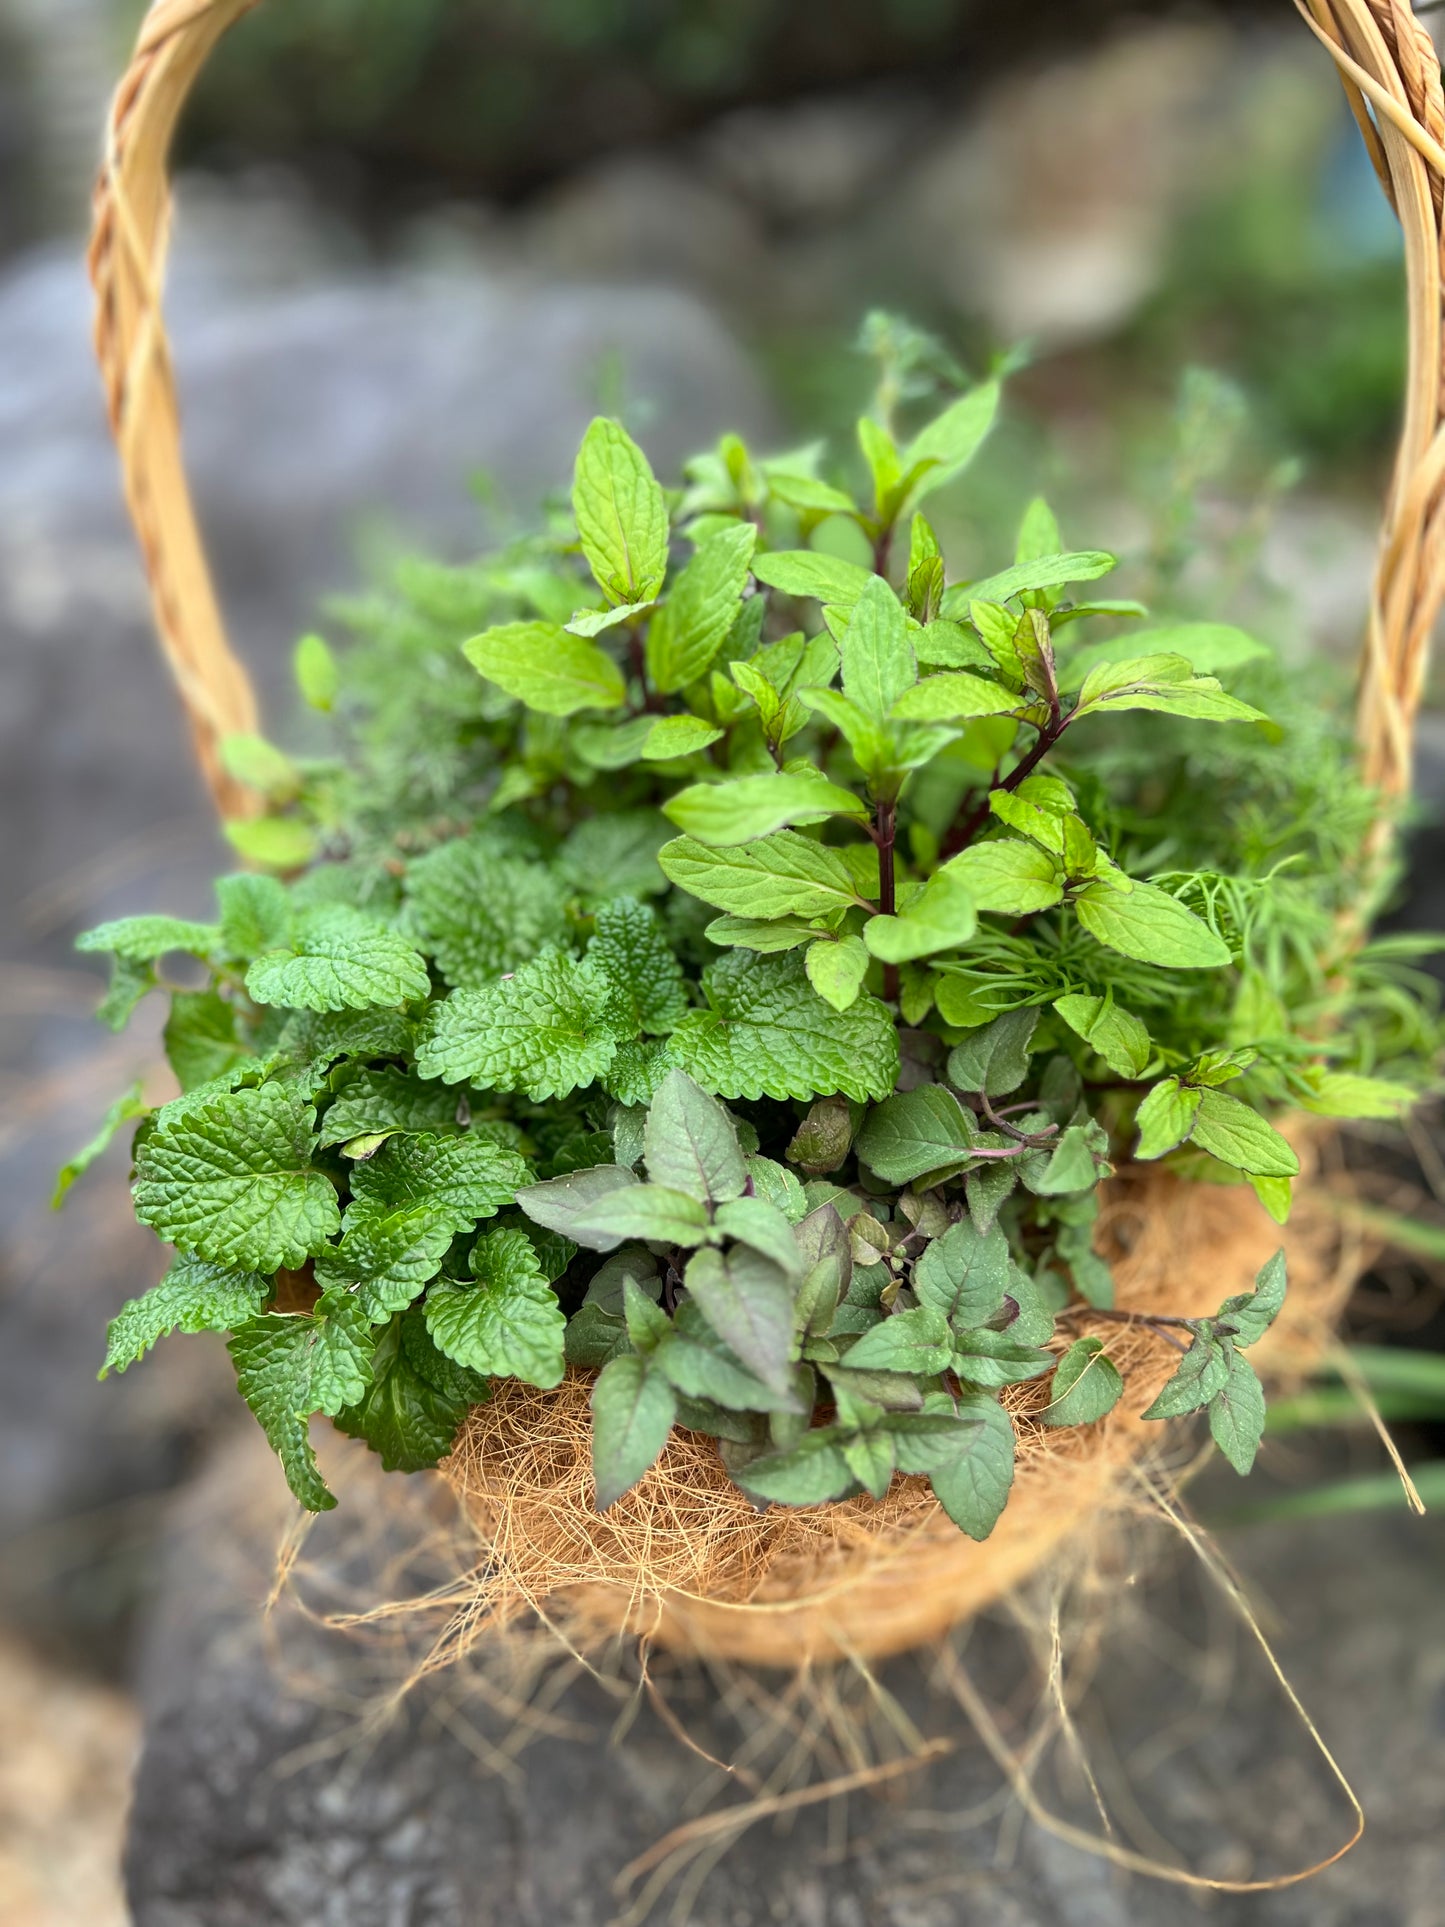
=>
[92,0,1445,822]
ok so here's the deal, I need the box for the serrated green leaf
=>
[415,950,622,1098]
[913,1218,1011,1329]
[334,1322,469,1473]
[900,382,1000,507]
[1074,880,1229,969]
[1027,1123,1102,1197]
[402,837,570,989]
[558,811,670,902]
[639,715,725,760]
[1190,1089,1300,1178]
[942,838,1063,916]
[1041,1337,1123,1427]
[319,1131,528,1316]
[227,1317,335,1511]
[941,551,1116,618]
[805,933,870,1010]
[308,1287,377,1416]
[845,1305,952,1374]
[160,989,249,1094]
[572,417,670,606]
[683,1245,795,1392]
[647,522,756,693]
[643,1067,746,1203]
[463,621,626,714]
[1060,622,1269,688]
[54,1081,149,1208]
[134,1082,339,1271]
[102,1253,269,1375]
[660,832,864,921]
[96,955,154,1032]
[662,771,869,846]
[929,1394,1015,1538]
[855,1084,977,1185]
[947,1008,1038,1097]
[1208,1348,1266,1473]
[713,1196,803,1278]
[516,1164,641,1249]
[839,575,916,719]
[890,672,1018,722]
[864,869,977,964]
[952,1327,1055,1388]
[316,1066,462,1149]
[1135,1077,1202,1160]
[1052,993,1151,1078]
[423,1226,565,1388]
[735,1428,857,1505]
[591,1354,677,1506]
[1141,1329,1231,1419]
[588,897,688,1036]
[565,598,656,637]
[568,1183,712,1248]
[668,949,898,1103]
[1215,1248,1287,1348]
[77,914,218,962]
[245,906,430,1013]
[215,873,292,957]
[750,550,876,608]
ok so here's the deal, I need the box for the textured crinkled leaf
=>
[602,1039,673,1107]
[855,1084,976,1185]
[77,914,219,962]
[943,839,1063,916]
[647,522,756,692]
[572,417,669,606]
[403,837,570,989]
[317,1066,463,1149]
[1208,1348,1267,1473]
[102,1253,269,1375]
[805,933,870,1010]
[660,832,863,921]
[591,1355,677,1507]
[423,1227,565,1388]
[463,621,627,714]
[929,1394,1015,1539]
[588,898,688,1035]
[1074,880,1230,969]
[245,906,430,1013]
[683,1245,796,1393]
[913,1219,1011,1330]
[662,772,869,846]
[163,990,251,1093]
[1041,1337,1123,1427]
[227,1316,335,1511]
[308,1287,377,1416]
[333,1326,469,1473]
[216,873,292,957]
[54,1081,149,1208]
[643,1068,747,1203]
[557,811,671,901]
[134,1082,339,1272]
[668,950,898,1102]
[415,951,622,1097]
[1190,1089,1300,1178]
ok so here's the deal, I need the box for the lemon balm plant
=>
[68,336,1437,1536]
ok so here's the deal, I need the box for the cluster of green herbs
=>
[69,367,1436,1531]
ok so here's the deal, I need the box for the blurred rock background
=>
[1,2,1441,1922]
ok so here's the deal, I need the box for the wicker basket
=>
[88,0,1442,1669]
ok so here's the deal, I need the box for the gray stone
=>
[124,1428,1445,1925]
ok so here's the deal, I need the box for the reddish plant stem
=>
[949,709,1069,852]
[874,800,899,1003]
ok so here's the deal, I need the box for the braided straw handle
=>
[91,0,1445,821]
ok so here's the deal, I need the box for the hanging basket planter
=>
[82,0,1442,1682]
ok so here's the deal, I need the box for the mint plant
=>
[70,338,1438,1527]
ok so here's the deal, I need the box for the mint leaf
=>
[864,870,976,964]
[640,715,725,760]
[1190,1090,1300,1178]
[516,1164,642,1249]
[423,1226,565,1388]
[464,620,626,714]
[1074,880,1230,969]
[713,1197,803,1277]
[294,631,340,710]
[566,598,656,638]
[947,1008,1037,1097]
[943,839,1063,916]
[163,990,250,1092]
[316,1066,462,1150]
[1041,1336,1123,1427]
[1135,1077,1202,1159]
[1052,993,1151,1078]
[900,382,1000,507]
[840,575,916,719]
[913,1219,1010,1329]
[591,1354,677,1507]
[845,1305,952,1374]
[245,906,430,1013]
[1141,1330,1231,1419]
[227,1316,336,1511]
[805,933,870,1011]
[1215,1249,1286,1347]
[308,1287,377,1416]
[669,950,898,1103]
[646,522,756,692]
[334,1320,469,1473]
[562,1183,711,1248]
[941,550,1116,617]
[588,898,688,1036]
[96,955,154,1031]
[659,831,864,920]
[134,1083,339,1271]
[890,670,1017,722]
[403,837,569,988]
[102,1253,269,1375]
[643,1068,746,1203]
[1027,1123,1103,1197]
[1060,621,1269,687]
[928,1395,1015,1538]
[320,1131,528,1316]
[53,1081,148,1207]
[216,873,292,957]
[572,417,669,607]
[855,1084,976,1185]
[952,1328,1055,1388]
[415,950,621,1098]
[735,1429,857,1505]
[683,1245,795,1392]
[1208,1349,1267,1473]
[558,811,670,903]
[750,550,875,609]
[77,914,218,962]
[662,771,869,846]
